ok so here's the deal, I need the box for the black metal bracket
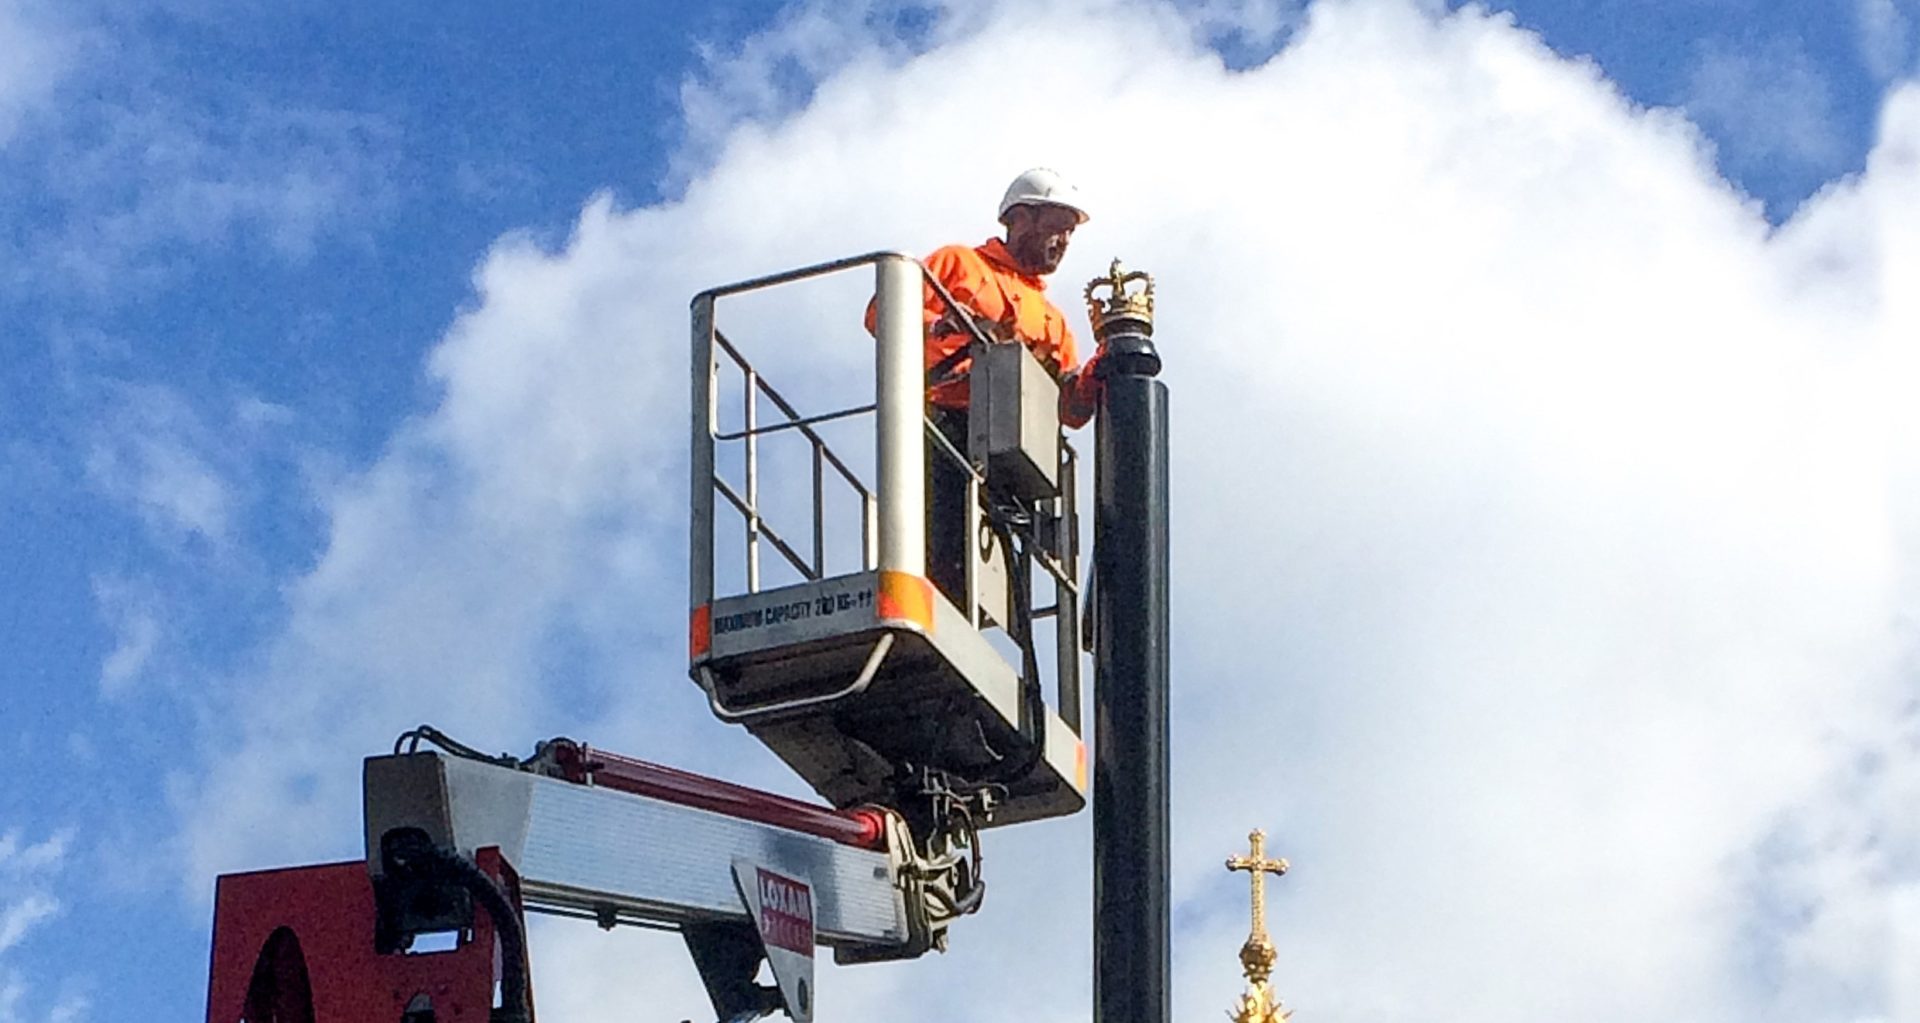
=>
[684,921,783,1023]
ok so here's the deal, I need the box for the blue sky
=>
[3,1,1918,1021]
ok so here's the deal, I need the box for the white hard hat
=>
[998,167,1090,224]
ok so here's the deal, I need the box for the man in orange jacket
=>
[869,167,1104,605]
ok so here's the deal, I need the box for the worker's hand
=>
[932,309,1014,344]
[1060,360,1103,428]
[930,310,966,338]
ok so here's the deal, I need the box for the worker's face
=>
[1005,204,1079,275]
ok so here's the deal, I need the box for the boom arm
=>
[206,733,982,1023]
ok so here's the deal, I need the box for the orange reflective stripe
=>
[876,571,935,634]
[690,604,712,659]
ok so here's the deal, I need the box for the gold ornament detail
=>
[1226,829,1293,1023]
[1230,983,1293,1023]
[1083,258,1154,337]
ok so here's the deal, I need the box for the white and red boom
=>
[206,731,983,1023]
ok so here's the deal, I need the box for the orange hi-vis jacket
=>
[866,238,1100,428]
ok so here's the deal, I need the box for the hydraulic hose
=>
[983,509,1046,785]
[381,828,532,1023]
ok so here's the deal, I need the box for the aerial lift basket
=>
[689,252,1087,826]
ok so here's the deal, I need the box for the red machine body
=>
[205,849,522,1023]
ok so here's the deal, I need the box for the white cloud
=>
[0,829,78,1023]
[0,1,74,146]
[0,5,396,294]
[1730,710,1920,1020]
[167,1,1920,1021]
[90,575,161,698]
[1685,40,1846,181]
[670,0,937,190]
[0,831,70,877]
[41,100,398,291]
[1856,0,1915,81]
[74,385,303,560]
[0,899,56,960]
[82,385,234,547]
[42,995,88,1023]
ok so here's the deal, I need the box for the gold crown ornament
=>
[1084,258,1155,337]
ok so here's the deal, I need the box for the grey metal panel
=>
[705,571,1040,721]
[517,777,903,945]
[707,572,886,660]
[923,595,1090,823]
[922,590,1020,722]
[364,754,538,877]
[968,342,1060,500]
[970,521,1013,632]
[1042,709,1088,805]
[700,574,1090,822]
[1055,441,1083,732]
[364,753,535,872]
[363,754,455,873]
[363,754,907,948]
[443,754,535,865]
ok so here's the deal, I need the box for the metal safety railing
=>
[691,252,925,602]
[689,250,1084,726]
[709,327,877,589]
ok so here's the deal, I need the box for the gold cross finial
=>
[1225,830,1292,1023]
[1227,829,1290,983]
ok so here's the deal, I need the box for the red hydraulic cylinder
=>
[547,739,888,849]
